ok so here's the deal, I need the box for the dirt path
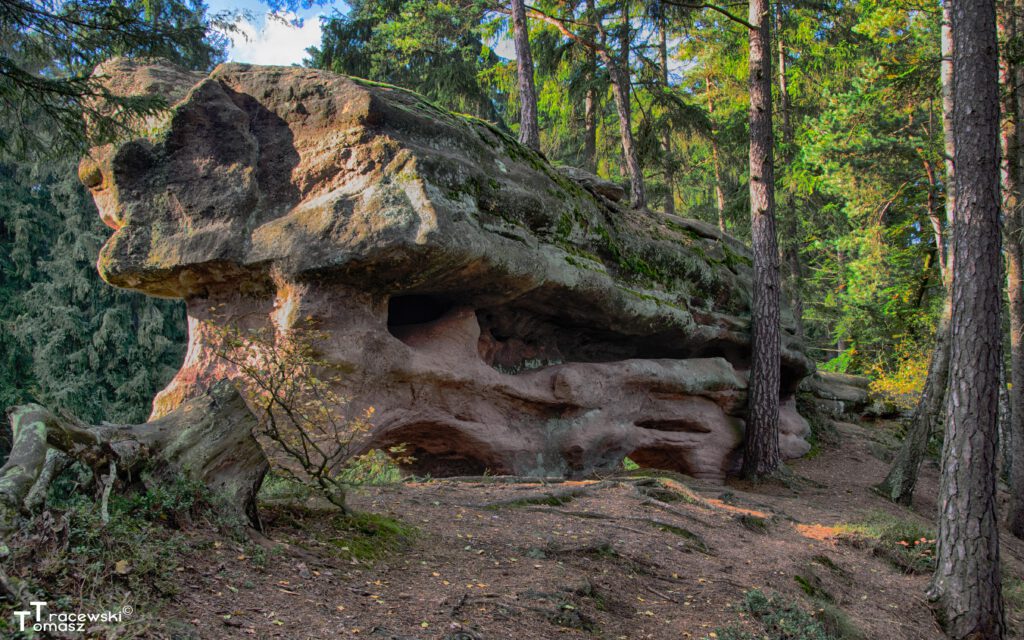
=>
[154,420,1024,640]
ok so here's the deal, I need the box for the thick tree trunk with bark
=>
[1000,0,1024,540]
[928,0,1006,635]
[774,2,805,343]
[511,0,540,152]
[0,381,267,533]
[742,0,782,479]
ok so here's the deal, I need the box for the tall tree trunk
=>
[583,0,598,173]
[706,76,727,232]
[660,15,675,215]
[1000,0,1024,539]
[928,0,1006,635]
[511,0,540,152]
[923,156,949,281]
[584,87,597,172]
[606,2,645,209]
[742,0,782,479]
[774,1,805,343]
[942,1,957,223]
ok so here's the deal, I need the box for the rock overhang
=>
[81,58,813,480]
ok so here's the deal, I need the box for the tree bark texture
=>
[511,0,540,152]
[742,0,782,479]
[928,0,1006,635]
[1000,0,1024,540]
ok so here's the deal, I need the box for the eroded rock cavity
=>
[81,59,814,480]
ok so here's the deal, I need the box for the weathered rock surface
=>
[81,59,813,480]
[805,372,872,420]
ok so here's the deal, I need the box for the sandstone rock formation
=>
[805,372,872,420]
[79,59,813,481]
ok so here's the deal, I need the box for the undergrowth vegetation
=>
[836,512,937,574]
[710,589,843,640]
[0,461,415,638]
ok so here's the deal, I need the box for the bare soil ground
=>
[152,419,1024,640]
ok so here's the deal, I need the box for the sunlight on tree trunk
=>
[927,0,1006,635]
[511,0,540,152]
[742,0,782,480]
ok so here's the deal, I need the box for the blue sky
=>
[203,0,516,66]
[205,0,347,65]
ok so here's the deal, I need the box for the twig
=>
[644,585,681,603]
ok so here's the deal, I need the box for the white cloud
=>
[222,12,324,66]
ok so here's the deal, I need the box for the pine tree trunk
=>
[928,0,1006,635]
[604,3,645,209]
[582,0,598,173]
[511,0,540,152]
[774,2,805,343]
[742,0,782,479]
[942,2,957,223]
[660,17,675,215]
[1000,0,1024,540]
[706,76,727,232]
[923,157,949,282]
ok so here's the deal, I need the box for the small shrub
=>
[865,346,930,412]
[837,513,936,574]
[710,589,832,640]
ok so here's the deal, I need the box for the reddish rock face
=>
[82,59,812,480]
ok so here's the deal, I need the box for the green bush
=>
[837,512,936,574]
[709,590,833,640]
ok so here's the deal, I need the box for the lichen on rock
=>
[80,58,813,480]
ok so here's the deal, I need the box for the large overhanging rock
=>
[80,59,813,481]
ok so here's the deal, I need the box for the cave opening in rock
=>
[626,447,696,476]
[378,422,508,478]
[387,294,453,330]
[634,419,713,434]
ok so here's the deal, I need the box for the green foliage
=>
[270,502,416,563]
[0,157,186,428]
[306,0,506,122]
[2,0,227,156]
[213,324,413,510]
[836,512,937,574]
[326,511,416,562]
[710,589,834,640]
[0,472,224,637]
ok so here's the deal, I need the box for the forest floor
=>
[140,418,1024,640]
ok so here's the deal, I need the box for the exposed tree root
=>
[0,380,268,532]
